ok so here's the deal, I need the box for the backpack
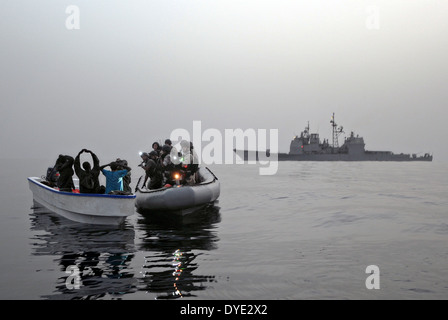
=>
[45,167,59,183]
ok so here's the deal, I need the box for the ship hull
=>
[235,150,433,162]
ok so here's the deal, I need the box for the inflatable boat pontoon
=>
[135,167,220,216]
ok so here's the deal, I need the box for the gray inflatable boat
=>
[135,167,220,215]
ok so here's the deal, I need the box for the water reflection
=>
[30,202,137,299]
[137,205,221,299]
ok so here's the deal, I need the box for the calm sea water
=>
[0,159,447,300]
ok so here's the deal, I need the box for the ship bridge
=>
[289,131,326,154]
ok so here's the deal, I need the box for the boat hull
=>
[135,167,220,216]
[28,177,136,225]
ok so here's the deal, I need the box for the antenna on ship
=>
[330,113,344,150]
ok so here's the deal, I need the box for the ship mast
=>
[330,113,344,150]
[304,121,310,140]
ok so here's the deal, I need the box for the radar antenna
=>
[330,113,344,150]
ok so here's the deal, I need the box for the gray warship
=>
[236,113,433,162]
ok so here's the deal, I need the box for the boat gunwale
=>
[28,177,136,199]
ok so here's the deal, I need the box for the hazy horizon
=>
[1,0,447,164]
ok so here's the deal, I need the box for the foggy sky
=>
[1,0,447,164]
